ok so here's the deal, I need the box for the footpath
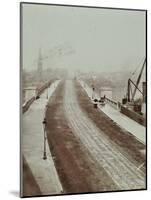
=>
[22,80,63,195]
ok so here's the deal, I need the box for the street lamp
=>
[92,84,95,99]
[91,75,96,100]
[46,83,49,99]
[42,118,47,160]
[46,87,48,99]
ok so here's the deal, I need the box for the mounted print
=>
[20,2,147,198]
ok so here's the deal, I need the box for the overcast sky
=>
[22,4,146,74]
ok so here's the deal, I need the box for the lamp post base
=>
[43,152,47,160]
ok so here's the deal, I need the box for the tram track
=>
[63,80,145,190]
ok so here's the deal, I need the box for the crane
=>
[35,44,75,82]
[127,58,146,103]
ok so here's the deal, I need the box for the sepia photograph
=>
[20,2,147,198]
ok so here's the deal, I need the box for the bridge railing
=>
[22,80,54,114]
[105,97,117,105]
[104,97,120,109]
[120,105,146,126]
[22,96,35,113]
[104,97,146,126]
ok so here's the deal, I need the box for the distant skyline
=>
[22,4,146,74]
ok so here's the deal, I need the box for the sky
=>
[22,3,146,74]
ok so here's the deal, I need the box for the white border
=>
[0,0,150,199]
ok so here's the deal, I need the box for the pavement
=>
[79,80,146,144]
[22,80,63,196]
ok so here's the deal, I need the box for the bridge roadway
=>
[22,79,146,195]
[64,80,145,190]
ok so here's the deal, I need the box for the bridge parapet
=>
[22,80,54,113]
[105,97,120,109]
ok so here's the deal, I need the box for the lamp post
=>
[47,87,48,99]
[92,75,96,100]
[92,84,95,99]
[46,83,49,99]
[99,88,101,100]
[42,118,47,160]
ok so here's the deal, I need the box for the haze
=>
[22,4,146,74]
